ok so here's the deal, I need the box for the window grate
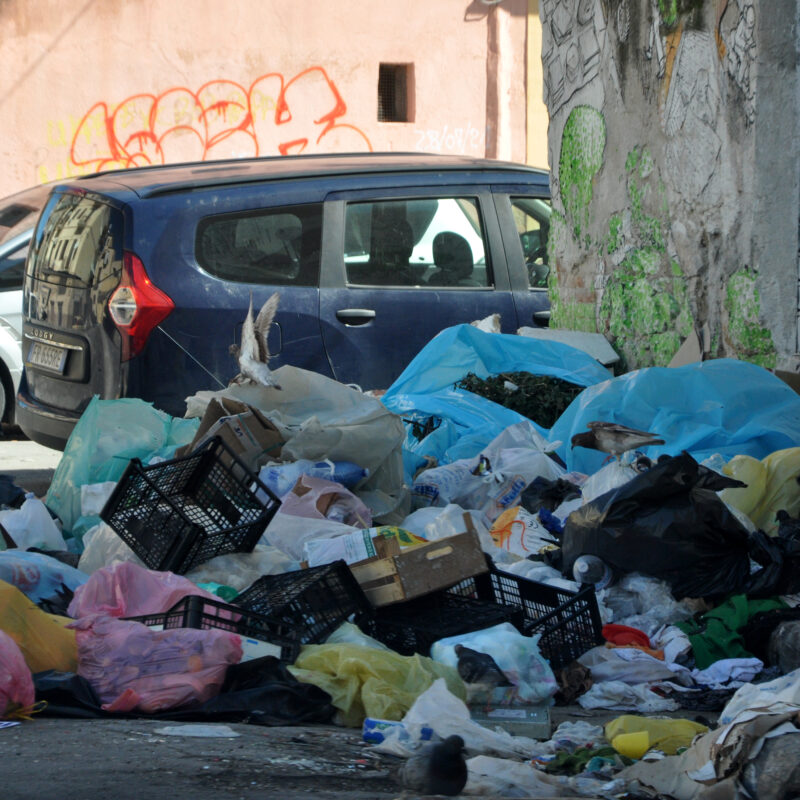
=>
[378,64,412,123]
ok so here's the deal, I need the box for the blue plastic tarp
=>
[551,359,800,474]
[382,324,612,472]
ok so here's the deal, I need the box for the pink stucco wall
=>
[0,0,529,197]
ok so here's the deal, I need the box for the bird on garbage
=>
[229,292,281,389]
[571,421,664,460]
[455,644,512,688]
[398,734,468,797]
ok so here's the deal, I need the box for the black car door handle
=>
[336,308,376,326]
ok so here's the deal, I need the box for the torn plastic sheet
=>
[550,358,800,474]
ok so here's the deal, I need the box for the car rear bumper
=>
[15,375,80,451]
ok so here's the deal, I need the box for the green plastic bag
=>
[46,397,199,539]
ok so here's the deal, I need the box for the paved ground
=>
[0,425,62,497]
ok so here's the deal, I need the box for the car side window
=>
[196,203,322,286]
[344,197,491,288]
[510,196,551,289]
[0,241,28,291]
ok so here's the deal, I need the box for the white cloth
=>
[577,681,679,712]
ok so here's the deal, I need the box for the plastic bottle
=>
[572,555,614,590]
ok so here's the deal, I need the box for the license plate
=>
[27,341,68,373]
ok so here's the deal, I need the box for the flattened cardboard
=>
[350,526,488,607]
[177,398,283,470]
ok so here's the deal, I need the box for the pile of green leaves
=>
[454,371,584,429]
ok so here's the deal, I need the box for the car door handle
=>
[336,308,376,326]
[533,310,551,324]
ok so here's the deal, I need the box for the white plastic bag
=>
[185,544,299,591]
[464,755,584,798]
[599,574,694,635]
[499,560,580,592]
[325,622,391,651]
[579,459,639,504]
[80,482,118,517]
[577,681,679,712]
[412,448,564,522]
[431,623,557,704]
[401,678,540,759]
[77,522,145,574]
[0,495,66,551]
[412,421,564,522]
[261,510,358,561]
[489,506,556,558]
[279,474,372,528]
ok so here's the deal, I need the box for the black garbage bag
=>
[520,476,582,514]
[33,657,335,726]
[561,452,753,599]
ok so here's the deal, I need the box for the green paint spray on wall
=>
[599,147,695,367]
[725,270,777,367]
[558,106,606,243]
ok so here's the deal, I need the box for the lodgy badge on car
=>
[17,152,552,450]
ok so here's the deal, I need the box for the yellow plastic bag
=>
[722,447,800,534]
[605,715,708,757]
[0,580,77,673]
[289,643,465,727]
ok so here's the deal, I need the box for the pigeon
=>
[398,734,468,797]
[455,644,512,688]
[571,420,664,459]
[229,292,281,389]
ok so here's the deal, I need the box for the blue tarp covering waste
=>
[551,359,800,474]
[381,324,611,476]
[382,327,800,480]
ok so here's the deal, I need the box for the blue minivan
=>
[17,153,552,450]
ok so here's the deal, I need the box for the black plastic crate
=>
[100,436,280,574]
[125,594,301,662]
[448,565,603,670]
[357,592,526,657]
[234,560,372,645]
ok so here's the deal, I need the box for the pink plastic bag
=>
[67,562,219,619]
[0,629,35,719]
[280,474,372,528]
[71,614,242,713]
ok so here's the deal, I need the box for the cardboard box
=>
[176,398,284,471]
[771,369,800,396]
[350,526,488,607]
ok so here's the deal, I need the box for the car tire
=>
[0,361,13,424]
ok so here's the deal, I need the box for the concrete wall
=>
[526,0,550,168]
[0,0,529,196]
[541,0,800,371]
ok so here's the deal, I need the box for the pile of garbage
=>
[3,322,800,798]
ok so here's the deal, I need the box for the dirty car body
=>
[17,153,552,450]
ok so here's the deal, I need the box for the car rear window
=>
[28,192,124,287]
[196,203,323,287]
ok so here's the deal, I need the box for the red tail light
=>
[108,252,174,361]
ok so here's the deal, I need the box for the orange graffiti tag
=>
[69,67,372,172]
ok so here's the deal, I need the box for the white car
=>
[0,183,58,423]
